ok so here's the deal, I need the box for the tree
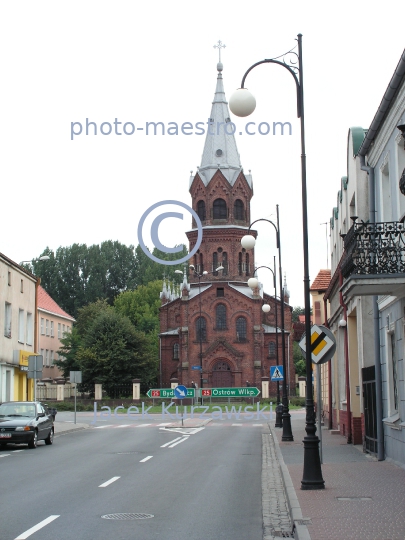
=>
[293,341,306,377]
[76,310,156,395]
[53,327,82,379]
[114,281,162,333]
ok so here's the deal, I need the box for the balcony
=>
[341,220,405,298]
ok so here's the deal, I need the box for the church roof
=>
[195,62,251,188]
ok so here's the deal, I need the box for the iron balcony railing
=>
[341,221,405,278]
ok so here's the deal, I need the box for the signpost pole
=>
[316,364,323,463]
[74,382,77,425]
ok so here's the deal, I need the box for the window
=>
[40,349,44,362]
[18,309,25,343]
[236,317,247,341]
[196,317,207,341]
[234,199,244,220]
[268,342,276,358]
[62,324,65,335]
[213,198,227,219]
[216,304,227,330]
[197,200,206,221]
[4,303,11,338]
[245,253,250,276]
[26,313,33,345]
[58,323,61,338]
[213,252,218,275]
[222,252,228,275]
[50,321,54,337]
[391,333,398,411]
[41,318,45,335]
[20,279,24,293]
[45,349,49,366]
[238,252,242,275]
[50,351,54,366]
[46,319,50,336]
[8,271,11,286]
[173,343,179,359]
[217,288,224,297]
[314,301,321,324]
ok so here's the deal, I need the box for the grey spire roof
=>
[197,62,248,187]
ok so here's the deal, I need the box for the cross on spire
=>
[213,40,226,62]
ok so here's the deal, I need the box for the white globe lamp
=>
[229,89,256,117]
[247,277,259,289]
[262,304,271,313]
[241,235,256,250]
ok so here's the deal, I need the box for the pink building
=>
[37,285,75,380]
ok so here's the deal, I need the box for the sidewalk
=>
[53,420,90,435]
[273,413,405,540]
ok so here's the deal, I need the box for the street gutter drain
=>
[101,513,154,520]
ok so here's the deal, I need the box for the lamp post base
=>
[301,404,325,490]
[275,403,283,428]
[281,409,294,441]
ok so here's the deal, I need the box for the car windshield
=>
[0,404,36,417]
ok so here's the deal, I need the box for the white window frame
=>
[4,302,11,338]
[386,324,399,416]
[45,349,49,366]
[41,317,45,335]
[50,350,54,366]
[46,319,49,337]
[26,312,33,345]
[58,323,61,338]
[18,309,25,343]
[50,320,54,337]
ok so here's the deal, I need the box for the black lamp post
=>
[250,257,282,428]
[241,205,293,441]
[230,34,324,489]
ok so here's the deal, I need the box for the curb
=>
[270,426,311,540]
[54,424,90,436]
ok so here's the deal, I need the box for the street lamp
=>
[230,34,324,489]
[175,265,224,397]
[241,205,293,441]
[20,255,50,265]
[249,258,283,428]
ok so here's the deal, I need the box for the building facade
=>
[159,61,294,395]
[0,253,38,402]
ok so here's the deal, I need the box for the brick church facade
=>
[159,60,294,395]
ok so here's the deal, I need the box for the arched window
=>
[222,252,228,275]
[238,252,242,275]
[213,252,218,275]
[234,199,244,220]
[236,317,247,342]
[213,198,227,219]
[268,342,276,358]
[173,343,179,359]
[196,317,206,341]
[199,253,204,273]
[197,200,206,221]
[245,253,250,276]
[216,304,227,330]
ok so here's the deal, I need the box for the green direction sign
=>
[146,388,195,398]
[201,387,260,398]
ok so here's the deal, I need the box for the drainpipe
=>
[339,271,352,443]
[360,155,384,461]
[324,297,333,430]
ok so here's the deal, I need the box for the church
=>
[159,58,294,396]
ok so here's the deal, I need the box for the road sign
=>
[27,355,43,379]
[174,385,188,399]
[191,365,202,370]
[70,371,82,383]
[270,365,284,381]
[146,388,195,398]
[200,387,260,397]
[299,324,336,365]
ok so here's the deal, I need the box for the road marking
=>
[99,476,120,488]
[157,422,173,426]
[15,515,60,539]
[12,450,24,452]
[135,424,152,428]
[232,424,243,426]
[116,425,131,428]
[168,436,190,448]
[253,424,263,427]
[161,437,182,447]
[140,456,153,462]
[94,425,114,429]
[0,454,11,458]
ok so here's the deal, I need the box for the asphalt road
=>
[0,414,264,540]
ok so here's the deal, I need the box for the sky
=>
[1,1,405,306]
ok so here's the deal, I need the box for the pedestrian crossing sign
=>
[270,365,284,381]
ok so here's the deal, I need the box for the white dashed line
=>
[232,424,243,426]
[116,425,131,428]
[140,456,153,462]
[15,515,60,539]
[168,436,190,448]
[99,476,120,487]
[253,424,263,427]
[94,425,114,429]
[161,437,182,448]
[135,424,151,428]
[157,422,173,426]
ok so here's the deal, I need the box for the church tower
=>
[186,61,255,282]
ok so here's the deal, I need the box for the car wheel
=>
[45,428,54,445]
[28,430,38,449]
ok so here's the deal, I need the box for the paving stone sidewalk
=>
[274,415,405,540]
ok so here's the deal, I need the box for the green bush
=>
[289,397,305,407]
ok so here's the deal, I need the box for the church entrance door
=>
[212,361,232,387]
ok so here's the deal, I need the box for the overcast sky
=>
[1,1,404,306]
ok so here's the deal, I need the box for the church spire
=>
[197,50,248,188]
